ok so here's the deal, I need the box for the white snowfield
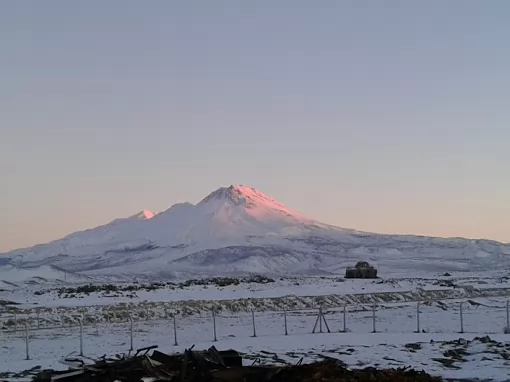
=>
[1,185,510,282]
[2,271,510,380]
[3,295,510,381]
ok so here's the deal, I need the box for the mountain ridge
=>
[2,185,510,282]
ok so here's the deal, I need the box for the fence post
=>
[416,302,420,333]
[79,318,84,356]
[25,321,30,360]
[212,310,217,342]
[312,310,319,333]
[146,307,150,322]
[14,314,18,332]
[343,305,347,332]
[372,304,376,333]
[129,315,134,352]
[173,315,178,346]
[319,307,323,333]
[322,308,331,333]
[251,310,257,337]
[460,302,464,333]
[61,315,65,328]
[506,301,509,331]
[37,312,40,329]
[284,309,288,336]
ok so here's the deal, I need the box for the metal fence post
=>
[251,310,257,337]
[173,315,178,346]
[506,300,509,331]
[372,304,376,333]
[61,315,65,328]
[25,321,30,360]
[312,310,319,333]
[37,312,40,329]
[319,307,323,333]
[129,315,134,352]
[79,318,84,356]
[146,307,150,322]
[343,305,347,332]
[322,308,331,333]
[14,314,18,332]
[284,309,288,336]
[460,302,464,333]
[416,302,420,333]
[212,310,217,342]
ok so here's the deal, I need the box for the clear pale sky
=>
[1,1,509,252]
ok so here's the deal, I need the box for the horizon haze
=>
[2,1,510,251]
[3,184,509,254]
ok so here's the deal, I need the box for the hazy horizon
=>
[2,1,510,252]
[3,183,509,252]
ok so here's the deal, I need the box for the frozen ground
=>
[2,272,510,380]
[3,296,510,381]
[3,272,510,309]
[2,273,510,335]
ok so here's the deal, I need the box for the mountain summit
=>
[196,185,309,225]
[130,210,155,220]
[2,185,510,282]
[201,185,293,210]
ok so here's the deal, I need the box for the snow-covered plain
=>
[3,296,510,381]
[2,272,510,380]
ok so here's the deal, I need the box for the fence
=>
[2,298,510,362]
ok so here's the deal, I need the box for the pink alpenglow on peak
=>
[199,185,309,222]
[2,183,510,281]
[130,210,155,220]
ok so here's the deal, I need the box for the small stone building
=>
[345,261,378,279]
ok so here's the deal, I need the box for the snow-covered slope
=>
[2,185,510,282]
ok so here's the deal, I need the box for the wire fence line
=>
[2,298,510,362]
[6,284,510,325]
[2,299,510,334]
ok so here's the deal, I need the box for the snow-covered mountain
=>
[2,185,510,282]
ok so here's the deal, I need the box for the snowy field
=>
[3,295,510,381]
[3,273,510,309]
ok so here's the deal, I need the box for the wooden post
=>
[416,302,420,333]
[212,310,217,342]
[319,307,323,333]
[343,305,347,332]
[460,302,464,333]
[129,315,134,351]
[79,318,84,356]
[284,309,288,336]
[506,300,509,331]
[251,310,257,337]
[312,310,320,333]
[25,321,30,360]
[173,315,178,346]
[372,304,376,333]
[322,309,331,333]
